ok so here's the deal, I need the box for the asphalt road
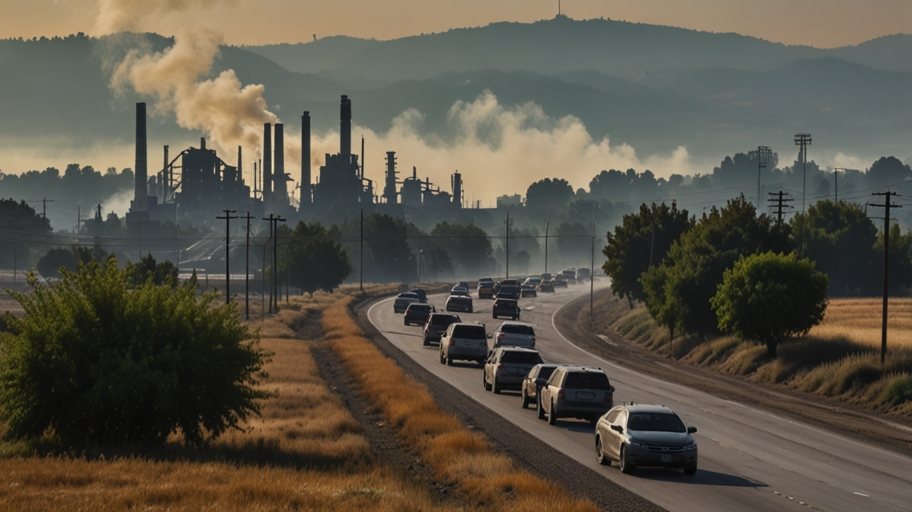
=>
[368,284,912,512]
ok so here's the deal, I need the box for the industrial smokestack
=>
[263,123,272,203]
[237,146,242,185]
[383,151,397,204]
[134,102,148,212]
[340,95,351,159]
[301,111,311,205]
[275,123,286,202]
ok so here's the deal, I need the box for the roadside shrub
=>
[0,256,272,447]
[878,373,912,408]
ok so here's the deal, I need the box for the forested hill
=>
[245,16,912,80]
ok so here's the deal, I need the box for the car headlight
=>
[629,440,648,449]
[684,442,697,451]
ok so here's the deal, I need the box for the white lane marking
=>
[854,492,871,498]
[549,302,912,465]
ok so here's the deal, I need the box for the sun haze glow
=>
[2,0,910,48]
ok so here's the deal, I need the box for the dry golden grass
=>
[322,296,599,512]
[809,298,912,349]
[612,299,912,416]
[0,286,469,511]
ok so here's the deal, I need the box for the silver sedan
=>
[595,404,698,475]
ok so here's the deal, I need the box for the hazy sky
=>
[2,0,911,48]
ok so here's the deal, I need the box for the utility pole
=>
[755,146,772,209]
[262,214,285,313]
[768,191,794,229]
[870,191,901,364]
[544,214,551,274]
[241,212,254,320]
[216,209,238,304]
[504,210,513,279]
[794,133,812,255]
[590,222,595,322]
[29,198,55,219]
[832,168,858,203]
[360,208,364,291]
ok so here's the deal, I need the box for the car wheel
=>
[483,373,491,391]
[404,319,409,326]
[684,465,697,476]
[492,314,497,319]
[596,435,609,466]
[521,389,528,409]
[537,396,546,420]
[439,349,445,364]
[423,337,429,346]
[547,400,557,425]
[492,378,501,394]
[446,354,453,366]
[619,445,636,474]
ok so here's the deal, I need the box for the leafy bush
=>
[0,256,271,446]
[712,251,828,357]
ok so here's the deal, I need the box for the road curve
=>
[367,285,912,512]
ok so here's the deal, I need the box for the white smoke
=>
[297,91,702,206]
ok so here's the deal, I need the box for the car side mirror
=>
[687,426,697,434]
[609,385,616,393]
[610,425,623,434]
[487,333,492,339]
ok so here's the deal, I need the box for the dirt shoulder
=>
[555,288,912,458]
[352,297,665,512]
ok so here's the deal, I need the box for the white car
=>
[489,321,536,353]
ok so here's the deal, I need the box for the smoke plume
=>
[111,27,280,159]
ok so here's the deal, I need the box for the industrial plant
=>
[126,95,466,230]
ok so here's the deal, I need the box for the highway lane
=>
[368,285,912,511]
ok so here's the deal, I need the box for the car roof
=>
[497,320,531,327]
[494,346,539,354]
[622,404,675,414]
[555,365,608,375]
[398,292,418,298]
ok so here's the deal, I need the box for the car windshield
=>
[452,325,486,339]
[502,324,534,335]
[563,372,611,390]
[627,413,686,433]
[501,352,544,365]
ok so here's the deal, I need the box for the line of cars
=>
[391,281,699,476]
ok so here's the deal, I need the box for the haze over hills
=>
[1,15,911,195]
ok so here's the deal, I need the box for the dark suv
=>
[492,298,520,320]
[423,313,461,346]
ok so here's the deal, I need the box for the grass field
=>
[809,298,912,349]
[0,285,471,511]
[611,297,912,416]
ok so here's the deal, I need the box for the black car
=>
[423,313,461,346]
[404,303,436,326]
[477,281,495,299]
[409,288,428,303]
[492,298,520,320]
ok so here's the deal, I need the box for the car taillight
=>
[498,364,503,370]
[558,389,565,400]
[498,333,504,340]
[449,339,455,345]
[602,393,612,404]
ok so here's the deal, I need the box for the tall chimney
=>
[301,111,311,205]
[237,146,243,185]
[162,145,169,201]
[340,95,351,159]
[383,151,397,204]
[134,102,147,212]
[274,123,286,203]
[263,123,272,203]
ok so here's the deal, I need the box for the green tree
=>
[430,221,494,275]
[0,199,52,268]
[641,196,790,337]
[363,213,415,282]
[278,221,351,295]
[712,252,829,357]
[126,253,179,288]
[603,202,693,307]
[525,178,574,212]
[0,257,271,446]
[876,224,912,295]
[36,247,78,278]
[791,200,878,296]
[555,222,589,263]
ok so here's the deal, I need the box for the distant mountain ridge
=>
[245,17,912,81]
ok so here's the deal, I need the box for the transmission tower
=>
[755,146,772,208]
